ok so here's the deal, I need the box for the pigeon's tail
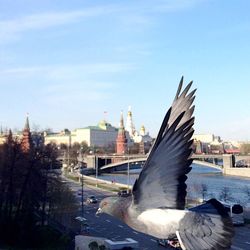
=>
[178,199,234,250]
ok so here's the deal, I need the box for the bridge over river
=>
[84,153,250,177]
[99,156,223,173]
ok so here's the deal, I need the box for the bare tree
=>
[219,187,233,203]
[191,183,209,202]
[0,135,77,246]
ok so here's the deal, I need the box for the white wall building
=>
[193,134,218,143]
[45,120,118,147]
[44,129,71,145]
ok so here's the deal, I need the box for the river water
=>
[98,163,250,204]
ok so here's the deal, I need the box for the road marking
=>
[118,225,124,228]
[231,246,244,250]
[150,239,157,242]
[246,242,250,245]
[133,231,138,234]
[105,219,111,223]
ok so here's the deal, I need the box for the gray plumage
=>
[97,78,234,250]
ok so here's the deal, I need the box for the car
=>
[117,189,131,197]
[75,217,90,233]
[157,238,181,249]
[87,195,97,203]
[75,216,87,222]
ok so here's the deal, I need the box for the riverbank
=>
[65,172,204,208]
[64,172,132,193]
[193,159,221,169]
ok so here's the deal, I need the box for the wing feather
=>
[178,199,234,250]
[132,78,196,211]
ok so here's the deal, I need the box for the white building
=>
[44,129,71,146]
[44,120,118,147]
[193,134,221,144]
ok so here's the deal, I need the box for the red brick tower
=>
[21,115,32,153]
[116,112,127,155]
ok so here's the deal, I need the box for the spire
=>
[21,114,32,153]
[125,106,135,137]
[119,111,125,130]
[24,114,30,131]
[116,111,127,155]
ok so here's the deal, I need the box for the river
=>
[97,163,250,204]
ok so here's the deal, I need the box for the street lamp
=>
[127,145,130,191]
[95,154,98,187]
[91,147,98,187]
[80,168,84,218]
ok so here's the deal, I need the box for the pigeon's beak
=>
[96,208,102,215]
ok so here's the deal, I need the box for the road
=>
[63,176,250,250]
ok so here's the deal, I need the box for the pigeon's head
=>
[96,197,118,215]
[96,196,128,219]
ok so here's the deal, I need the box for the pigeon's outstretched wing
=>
[132,77,196,211]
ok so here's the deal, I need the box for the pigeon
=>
[96,77,234,250]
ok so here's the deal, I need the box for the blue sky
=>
[0,0,250,141]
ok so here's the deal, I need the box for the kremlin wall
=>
[0,107,246,159]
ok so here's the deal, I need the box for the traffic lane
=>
[86,212,171,250]
[83,201,172,250]
[74,189,113,208]
[62,175,116,197]
[74,186,116,203]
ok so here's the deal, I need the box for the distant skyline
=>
[1,0,250,141]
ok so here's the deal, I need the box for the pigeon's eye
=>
[103,201,108,207]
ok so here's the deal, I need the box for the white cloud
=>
[0,62,135,81]
[44,86,111,104]
[41,79,116,109]
[0,63,129,106]
[0,1,207,43]
[0,6,119,43]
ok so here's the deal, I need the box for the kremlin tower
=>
[116,112,127,155]
[140,125,146,136]
[125,106,135,137]
[21,115,33,153]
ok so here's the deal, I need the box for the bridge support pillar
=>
[85,155,96,168]
[223,154,235,171]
